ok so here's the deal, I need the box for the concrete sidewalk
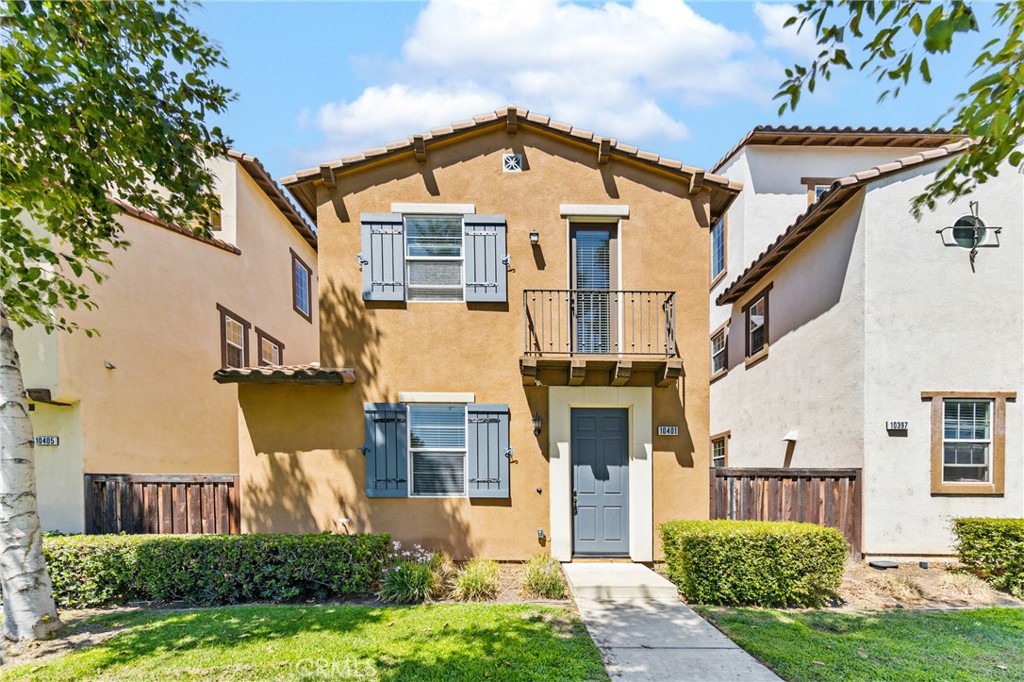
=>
[563,563,780,682]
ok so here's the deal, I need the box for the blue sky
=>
[189,1,995,181]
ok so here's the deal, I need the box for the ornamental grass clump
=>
[453,558,501,601]
[378,560,438,603]
[523,554,566,599]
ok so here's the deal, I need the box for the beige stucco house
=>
[709,127,1023,558]
[219,106,740,561]
[18,151,319,534]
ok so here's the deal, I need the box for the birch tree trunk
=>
[0,303,61,641]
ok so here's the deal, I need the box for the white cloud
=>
[301,0,783,164]
[755,3,821,61]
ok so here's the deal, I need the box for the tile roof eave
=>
[280,105,743,222]
[212,364,357,385]
[227,150,318,251]
[715,138,972,306]
[108,197,241,255]
[710,125,966,175]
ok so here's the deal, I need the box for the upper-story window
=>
[291,249,312,322]
[217,304,250,368]
[256,328,284,366]
[710,217,726,286]
[802,177,835,205]
[711,324,728,379]
[743,283,771,366]
[406,216,464,302]
[359,212,507,304]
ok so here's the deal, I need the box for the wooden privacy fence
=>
[710,468,862,558]
[85,474,240,535]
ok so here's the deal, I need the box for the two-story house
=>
[708,127,1023,558]
[219,106,739,561]
[18,151,319,534]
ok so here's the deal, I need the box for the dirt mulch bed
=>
[0,607,141,669]
[836,561,1023,611]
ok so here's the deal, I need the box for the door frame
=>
[569,405,632,558]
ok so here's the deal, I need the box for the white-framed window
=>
[745,287,770,359]
[942,399,992,483]
[711,436,727,468]
[408,404,467,496]
[711,328,727,375]
[405,215,464,302]
[291,249,312,321]
[711,218,726,282]
[259,337,281,366]
[224,317,245,368]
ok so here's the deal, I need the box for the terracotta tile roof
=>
[712,125,965,174]
[281,105,743,224]
[716,138,972,306]
[228,150,318,250]
[212,363,357,385]
[109,197,241,255]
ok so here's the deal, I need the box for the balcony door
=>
[571,224,617,354]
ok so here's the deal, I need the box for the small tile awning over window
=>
[213,364,356,385]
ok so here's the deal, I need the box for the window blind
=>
[575,230,611,353]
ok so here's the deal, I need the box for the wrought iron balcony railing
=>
[523,289,676,357]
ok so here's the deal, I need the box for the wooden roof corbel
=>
[506,106,518,134]
[597,138,611,165]
[412,134,427,163]
[319,164,336,189]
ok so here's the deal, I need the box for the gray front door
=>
[572,408,629,556]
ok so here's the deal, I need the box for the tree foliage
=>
[1,0,233,331]
[775,0,1024,217]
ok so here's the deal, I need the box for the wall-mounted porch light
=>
[532,412,543,436]
[529,231,540,246]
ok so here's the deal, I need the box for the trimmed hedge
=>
[953,517,1024,598]
[660,520,847,607]
[42,532,392,608]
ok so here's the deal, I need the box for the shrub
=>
[429,552,458,598]
[953,517,1024,598]
[523,554,566,599]
[42,532,392,608]
[378,560,438,603]
[659,520,847,607]
[452,558,500,601]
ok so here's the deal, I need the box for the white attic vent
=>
[502,153,523,173]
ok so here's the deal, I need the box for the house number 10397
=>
[886,421,908,430]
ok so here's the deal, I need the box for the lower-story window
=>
[711,431,729,468]
[409,404,466,496]
[925,390,1014,495]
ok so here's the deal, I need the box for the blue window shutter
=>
[360,213,405,301]
[463,215,507,303]
[467,403,510,498]
[363,403,408,497]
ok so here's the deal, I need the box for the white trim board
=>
[391,203,475,215]
[560,204,629,218]
[397,392,475,403]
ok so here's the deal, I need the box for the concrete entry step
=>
[562,562,679,599]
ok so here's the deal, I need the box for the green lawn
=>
[698,606,1024,681]
[2,603,608,682]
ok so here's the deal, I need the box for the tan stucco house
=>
[220,106,740,561]
[19,151,319,534]
[709,127,1023,558]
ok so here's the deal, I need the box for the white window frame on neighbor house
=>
[923,391,1015,496]
[710,216,727,288]
[404,215,465,303]
[291,249,313,322]
[743,283,771,367]
[941,399,993,484]
[710,320,729,382]
[407,403,469,497]
[711,431,729,468]
[217,303,249,369]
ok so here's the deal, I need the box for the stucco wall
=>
[17,156,319,530]
[860,158,1024,556]
[710,195,867,468]
[239,125,711,559]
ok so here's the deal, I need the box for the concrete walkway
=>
[563,563,780,682]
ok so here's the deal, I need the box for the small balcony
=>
[521,289,681,387]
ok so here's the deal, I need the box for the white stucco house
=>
[708,127,1023,558]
